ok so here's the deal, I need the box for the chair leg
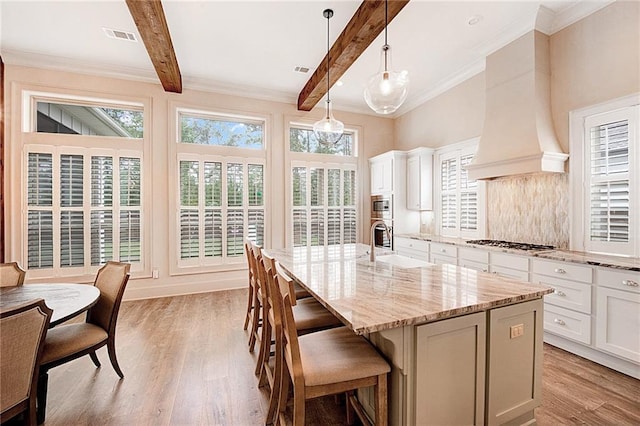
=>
[276,368,290,426]
[107,338,124,379]
[248,295,261,352]
[90,351,102,368]
[346,391,356,425]
[292,379,305,426]
[243,282,254,330]
[255,312,271,379]
[265,331,282,425]
[36,371,49,425]
[375,373,388,426]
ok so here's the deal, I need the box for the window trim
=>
[434,138,486,239]
[569,94,640,257]
[16,89,151,281]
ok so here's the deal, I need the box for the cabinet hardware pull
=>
[622,280,639,287]
[554,268,566,274]
[482,269,488,273]
[554,318,566,326]
[555,289,566,297]
[441,248,446,253]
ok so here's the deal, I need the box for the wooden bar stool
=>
[243,240,258,331]
[271,265,391,426]
[256,252,342,423]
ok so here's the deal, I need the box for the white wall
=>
[3,65,394,299]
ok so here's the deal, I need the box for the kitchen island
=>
[266,244,554,426]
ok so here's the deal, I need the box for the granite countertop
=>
[397,233,640,272]
[265,244,553,335]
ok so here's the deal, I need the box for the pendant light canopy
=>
[363,0,409,115]
[313,8,344,144]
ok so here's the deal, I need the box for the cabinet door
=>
[486,299,543,426]
[596,287,640,363]
[415,312,486,425]
[370,157,393,195]
[406,156,420,210]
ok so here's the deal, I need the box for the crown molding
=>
[549,0,616,34]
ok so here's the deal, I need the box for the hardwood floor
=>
[38,289,639,425]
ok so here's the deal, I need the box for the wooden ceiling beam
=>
[297,0,409,112]
[126,0,182,93]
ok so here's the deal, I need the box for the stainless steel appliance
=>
[371,195,393,249]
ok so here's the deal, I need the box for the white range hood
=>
[466,30,568,180]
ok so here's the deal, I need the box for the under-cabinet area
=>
[394,235,640,379]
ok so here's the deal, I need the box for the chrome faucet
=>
[370,220,391,262]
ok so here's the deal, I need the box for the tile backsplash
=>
[487,173,569,249]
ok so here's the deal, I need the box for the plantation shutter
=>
[27,153,54,269]
[460,154,478,231]
[588,119,630,243]
[441,157,457,230]
[60,155,84,267]
[91,156,114,265]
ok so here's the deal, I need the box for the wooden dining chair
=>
[0,299,52,426]
[256,252,342,423]
[36,261,131,424]
[0,262,26,287]
[247,241,264,353]
[272,265,391,426]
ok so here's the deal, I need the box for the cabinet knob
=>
[554,268,566,274]
[553,289,566,297]
[554,318,566,326]
[482,269,488,273]
[440,248,446,253]
[622,280,639,287]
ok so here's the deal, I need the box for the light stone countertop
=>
[397,233,640,271]
[265,244,553,335]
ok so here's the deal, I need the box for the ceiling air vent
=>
[294,66,310,73]
[102,27,138,42]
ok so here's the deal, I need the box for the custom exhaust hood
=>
[466,30,568,180]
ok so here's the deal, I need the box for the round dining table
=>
[0,284,100,327]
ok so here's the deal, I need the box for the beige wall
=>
[394,73,485,150]
[394,1,639,245]
[3,65,393,299]
[550,0,640,152]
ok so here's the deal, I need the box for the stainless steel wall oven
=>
[371,195,393,249]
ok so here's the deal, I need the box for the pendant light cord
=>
[326,10,331,118]
[384,0,388,71]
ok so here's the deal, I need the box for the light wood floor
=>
[38,289,639,425]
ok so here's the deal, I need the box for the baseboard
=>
[123,276,246,301]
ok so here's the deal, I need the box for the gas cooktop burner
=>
[466,239,555,251]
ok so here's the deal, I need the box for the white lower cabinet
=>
[429,243,456,265]
[595,286,640,363]
[394,237,429,260]
[458,247,489,272]
[544,304,592,345]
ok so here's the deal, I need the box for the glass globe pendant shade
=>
[364,44,409,115]
[313,100,344,144]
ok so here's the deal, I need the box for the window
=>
[22,92,147,279]
[436,141,485,238]
[288,123,358,247]
[174,109,266,269]
[570,97,639,257]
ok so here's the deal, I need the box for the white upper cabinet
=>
[370,154,394,195]
[406,147,433,210]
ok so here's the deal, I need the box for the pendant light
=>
[363,0,409,114]
[313,8,344,145]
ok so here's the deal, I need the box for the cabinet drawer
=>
[532,274,592,314]
[394,237,429,254]
[430,243,457,258]
[491,252,528,271]
[532,259,593,284]
[544,304,591,345]
[491,265,529,282]
[431,253,456,266]
[596,268,640,294]
[458,247,489,264]
[396,248,428,260]
[459,259,489,273]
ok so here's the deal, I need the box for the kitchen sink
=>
[375,254,432,269]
